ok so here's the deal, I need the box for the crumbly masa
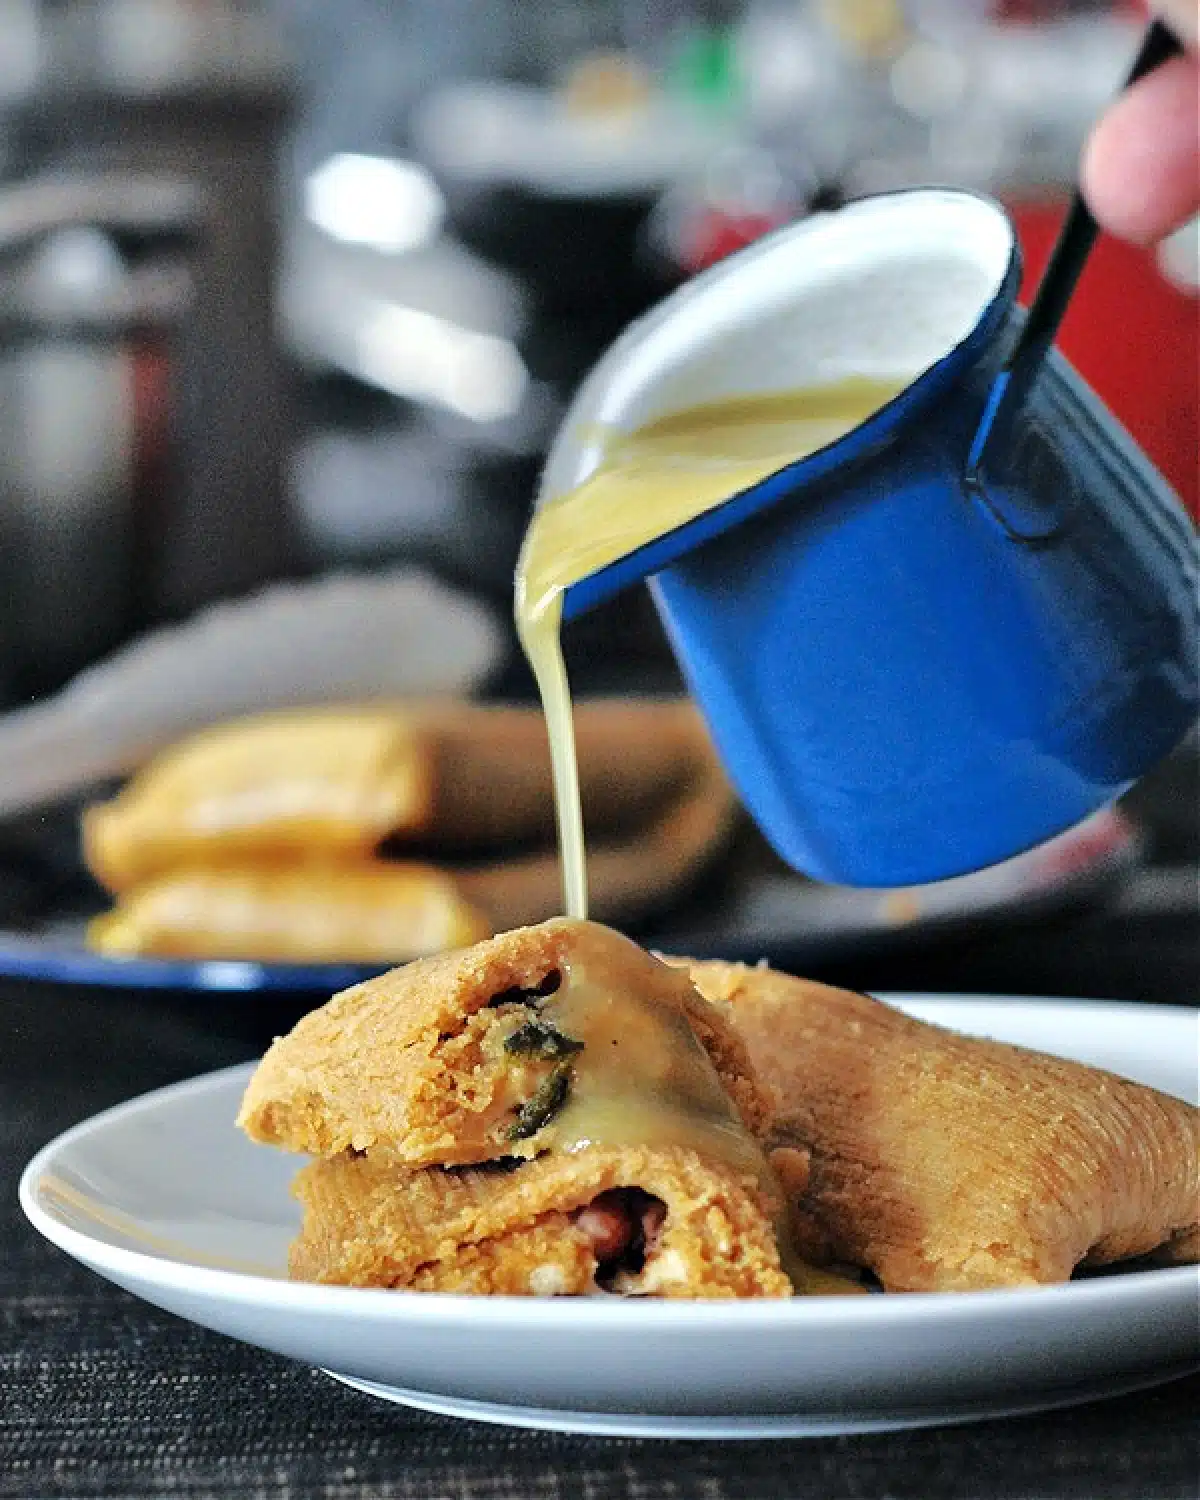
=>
[289,1144,792,1298]
[83,699,731,895]
[240,919,792,1298]
[82,701,738,951]
[678,959,1200,1292]
[87,862,490,963]
[238,918,773,1167]
[84,708,434,893]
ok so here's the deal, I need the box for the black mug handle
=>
[965,19,1184,486]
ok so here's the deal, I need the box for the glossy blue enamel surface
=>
[651,331,1198,885]
[0,931,386,991]
[553,196,1199,885]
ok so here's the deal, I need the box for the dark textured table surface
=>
[3,750,1198,1500]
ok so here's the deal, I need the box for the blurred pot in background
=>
[1,0,299,703]
[0,173,196,696]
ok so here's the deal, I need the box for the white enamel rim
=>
[540,188,1017,503]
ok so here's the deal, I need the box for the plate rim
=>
[20,993,1200,1331]
[319,1366,1200,1441]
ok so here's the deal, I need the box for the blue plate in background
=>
[0,808,1139,995]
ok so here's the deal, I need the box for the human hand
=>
[1081,2,1198,245]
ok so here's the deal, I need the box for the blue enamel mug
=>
[538,189,1199,887]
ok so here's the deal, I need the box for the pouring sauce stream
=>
[515,377,904,915]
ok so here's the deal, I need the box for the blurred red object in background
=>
[677,208,788,275]
[1011,199,1198,516]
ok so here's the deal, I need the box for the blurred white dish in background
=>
[0,568,502,818]
[413,81,734,199]
[353,302,528,424]
[304,154,445,257]
[278,222,536,434]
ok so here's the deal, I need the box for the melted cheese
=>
[544,956,766,1181]
[529,925,862,1295]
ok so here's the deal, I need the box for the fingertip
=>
[1082,126,1134,244]
[1080,56,1200,247]
[1081,114,1158,247]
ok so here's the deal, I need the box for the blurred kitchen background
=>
[0,0,1195,709]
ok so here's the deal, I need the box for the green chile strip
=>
[504,1021,584,1059]
[507,1062,573,1140]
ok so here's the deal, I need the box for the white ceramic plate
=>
[20,996,1200,1441]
